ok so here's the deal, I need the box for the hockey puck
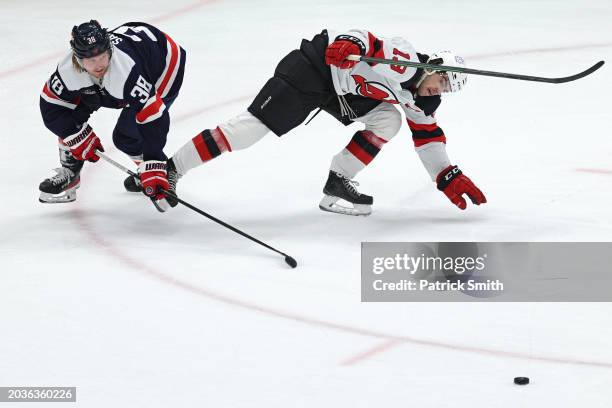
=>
[514,377,529,385]
[285,256,297,269]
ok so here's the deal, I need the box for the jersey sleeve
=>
[368,36,420,83]
[400,102,451,181]
[123,70,169,161]
[331,29,372,55]
[333,30,420,83]
[39,69,93,137]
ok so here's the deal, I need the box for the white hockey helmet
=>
[427,51,468,93]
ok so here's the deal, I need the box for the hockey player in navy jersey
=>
[39,20,185,212]
[170,29,486,216]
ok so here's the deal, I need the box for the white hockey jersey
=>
[327,29,451,180]
[327,29,420,105]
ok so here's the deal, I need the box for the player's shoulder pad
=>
[110,22,165,43]
[56,51,94,91]
[104,47,137,100]
[374,36,420,82]
[118,21,157,30]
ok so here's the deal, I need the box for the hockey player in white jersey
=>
[170,29,486,216]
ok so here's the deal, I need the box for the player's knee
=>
[223,132,263,151]
[112,136,128,154]
[219,111,270,151]
[364,104,402,141]
[386,107,403,138]
[111,130,121,148]
[112,132,140,156]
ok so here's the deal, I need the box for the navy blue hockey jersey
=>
[40,22,185,161]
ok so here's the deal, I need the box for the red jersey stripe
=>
[136,95,165,124]
[407,119,440,132]
[157,33,179,97]
[413,136,447,147]
[215,127,232,152]
[367,32,385,60]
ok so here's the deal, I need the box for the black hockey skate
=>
[124,175,142,192]
[39,167,81,203]
[319,171,373,216]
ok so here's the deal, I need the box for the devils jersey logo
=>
[351,75,399,104]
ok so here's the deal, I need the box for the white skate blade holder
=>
[39,185,79,203]
[319,195,372,216]
[151,197,170,213]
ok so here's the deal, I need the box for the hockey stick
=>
[95,151,298,268]
[346,55,605,84]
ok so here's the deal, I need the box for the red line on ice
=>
[69,204,612,369]
[0,53,64,80]
[340,339,402,366]
[149,0,219,23]
[0,0,219,80]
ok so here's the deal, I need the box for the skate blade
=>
[152,197,170,213]
[318,195,372,216]
[39,190,77,203]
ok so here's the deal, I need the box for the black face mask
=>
[413,94,441,116]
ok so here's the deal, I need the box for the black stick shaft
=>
[163,190,290,257]
[96,151,294,260]
[350,55,604,84]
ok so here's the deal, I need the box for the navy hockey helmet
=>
[70,20,111,59]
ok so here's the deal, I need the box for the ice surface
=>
[1,0,612,406]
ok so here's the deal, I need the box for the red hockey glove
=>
[325,40,361,69]
[63,123,104,162]
[436,165,487,210]
[139,160,170,212]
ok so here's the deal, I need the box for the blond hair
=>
[71,54,85,73]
